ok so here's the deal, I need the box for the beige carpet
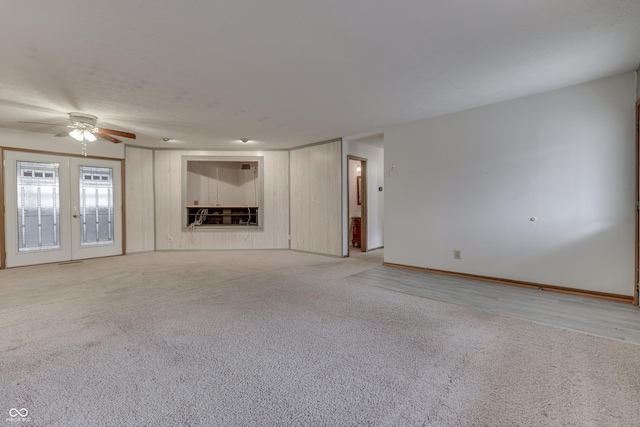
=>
[1,250,639,426]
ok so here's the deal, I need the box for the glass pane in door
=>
[16,161,61,252]
[79,166,114,246]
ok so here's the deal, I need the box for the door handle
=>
[72,213,80,218]
[72,207,79,218]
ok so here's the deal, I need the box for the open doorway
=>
[343,133,384,258]
[348,156,367,253]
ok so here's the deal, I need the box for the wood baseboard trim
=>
[383,262,634,304]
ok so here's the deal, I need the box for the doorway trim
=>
[347,155,367,253]
[1,147,126,269]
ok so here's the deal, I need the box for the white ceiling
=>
[0,1,639,150]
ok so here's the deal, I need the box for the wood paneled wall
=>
[290,141,342,256]
[125,147,155,253]
[154,150,289,250]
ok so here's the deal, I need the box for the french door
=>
[3,151,122,267]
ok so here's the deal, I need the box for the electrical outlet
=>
[453,250,461,260]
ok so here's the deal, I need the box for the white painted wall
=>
[342,138,384,255]
[383,72,636,296]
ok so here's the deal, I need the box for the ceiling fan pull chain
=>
[81,141,87,157]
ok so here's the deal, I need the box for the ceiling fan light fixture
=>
[84,131,97,142]
[69,129,84,141]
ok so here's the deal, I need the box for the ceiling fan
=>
[53,112,136,144]
[21,112,136,155]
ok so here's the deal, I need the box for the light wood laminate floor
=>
[349,265,640,345]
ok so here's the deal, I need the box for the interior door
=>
[4,151,122,267]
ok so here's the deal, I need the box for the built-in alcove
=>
[181,156,264,230]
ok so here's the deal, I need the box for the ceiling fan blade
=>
[95,132,122,144]
[54,130,70,137]
[19,121,67,126]
[96,128,136,139]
